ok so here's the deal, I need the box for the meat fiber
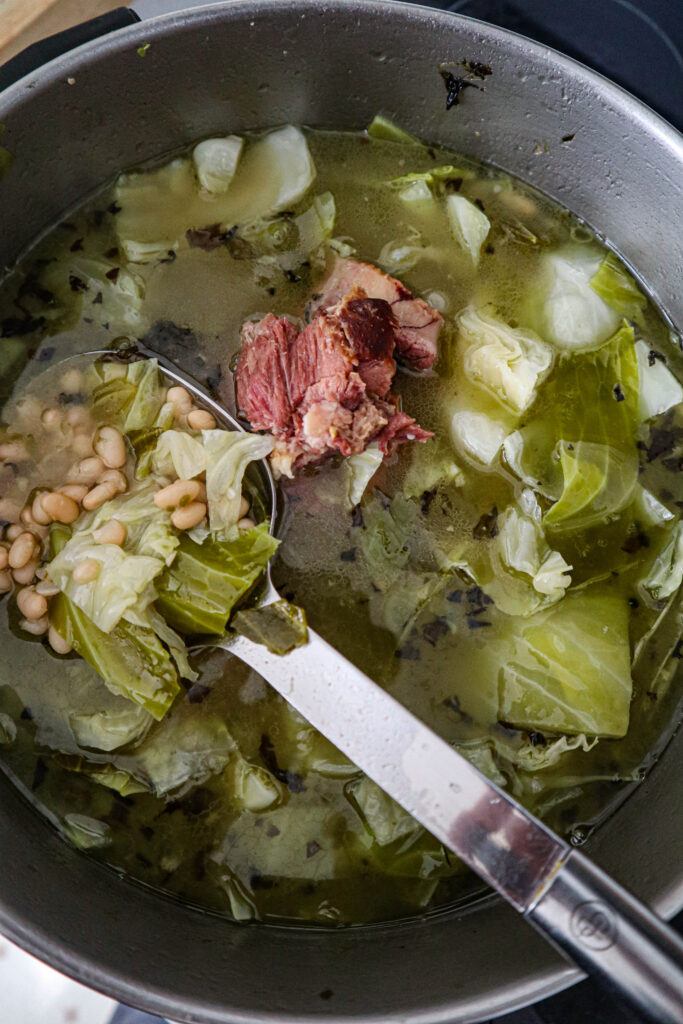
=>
[235,270,435,477]
[308,258,442,371]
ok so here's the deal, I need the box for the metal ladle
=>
[43,350,683,1021]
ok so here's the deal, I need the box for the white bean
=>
[9,532,37,569]
[12,559,39,585]
[41,407,63,431]
[67,456,105,485]
[93,519,126,546]
[82,480,118,510]
[0,545,8,570]
[238,495,250,519]
[17,587,48,620]
[20,616,49,636]
[58,484,88,503]
[35,580,60,597]
[72,431,93,458]
[65,405,89,428]
[60,368,85,394]
[6,523,24,542]
[72,558,100,584]
[48,624,72,654]
[237,517,256,531]
[187,409,217,431]
[171,501,207,530]
[32,492,52,526]
[93,426,127,469]
[0,570,10,593]
[40,492,80,525]
[167,386,193,413]
[154,479,202,510]
[99,468,127,493]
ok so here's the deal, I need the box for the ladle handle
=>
[528,849,683,1022]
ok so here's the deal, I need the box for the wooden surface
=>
[0,0,131,63]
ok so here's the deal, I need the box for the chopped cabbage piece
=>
[458,306,553,414]
[203,430,275,535]
[346,775,421,846]
[446,194,490,265]
[639,522,683,603]
[397,180,433,204]
[48,533,163,634]
[70,704,153,752]
[633,486,675,527]
[544,440,638,533]
[344,443,383,508]
[192,135,243,193]
[58,755,149,796]
[231,757,283,812]
[116,708,236,797]
[635,340,683,421]
[42,256,147,332]
[531,247,621,351]
[450,397,516,466]
[233,599,308,655]
[497,587,632,737]
[51,592,179,720]
[367,115,423,146]
[388,165,474,191]
[152,429,207,480]
[496,506,572,600]
[89,357,164,433]
[155,522,279,635]
[590,251,646,322]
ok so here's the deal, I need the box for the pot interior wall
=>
[0,3,681,1022]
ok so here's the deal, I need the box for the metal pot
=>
[0,3,681,1021]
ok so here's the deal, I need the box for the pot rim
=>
[0,3,681,1023]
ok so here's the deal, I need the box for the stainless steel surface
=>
[529,853,683,1023]
[0,2,681,1023]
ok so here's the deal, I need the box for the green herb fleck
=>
[137,42,151,57]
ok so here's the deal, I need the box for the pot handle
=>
[0,8,141,93]
[528,848,683,1023]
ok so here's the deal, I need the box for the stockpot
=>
[0,2,681,1021]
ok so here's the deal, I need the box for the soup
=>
[0,123,681,925]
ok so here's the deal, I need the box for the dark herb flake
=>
[613,383,625,402]
[69,238,84,252]
[439,69,478,110]
[472,506,498,540]
[69,275,87,293]
[306,840,322,859]
[186,224,228,251]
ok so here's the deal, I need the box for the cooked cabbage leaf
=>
[115,707,236,797]
[446,195,490,265]
[58,754,149,797]
[192,135,243,194]
[89,357,164,433]
[70,704,153,752]
[544,440,638,532]
[497,586,632,736]
[635,340,683,421]
[344,443,383,508]
[51,592,179,720]
[403,440,464,499]
[458,306,553,414]
[155,521,279,635]
[152,429,206,480]
[590,251,646,322]
[639,522,683,603]
[529,247,621,351]
[203,430,275,535]
[41,256,148,332]
[48,533,163,634]
[367,115,423,146]
[233,599,308,655]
